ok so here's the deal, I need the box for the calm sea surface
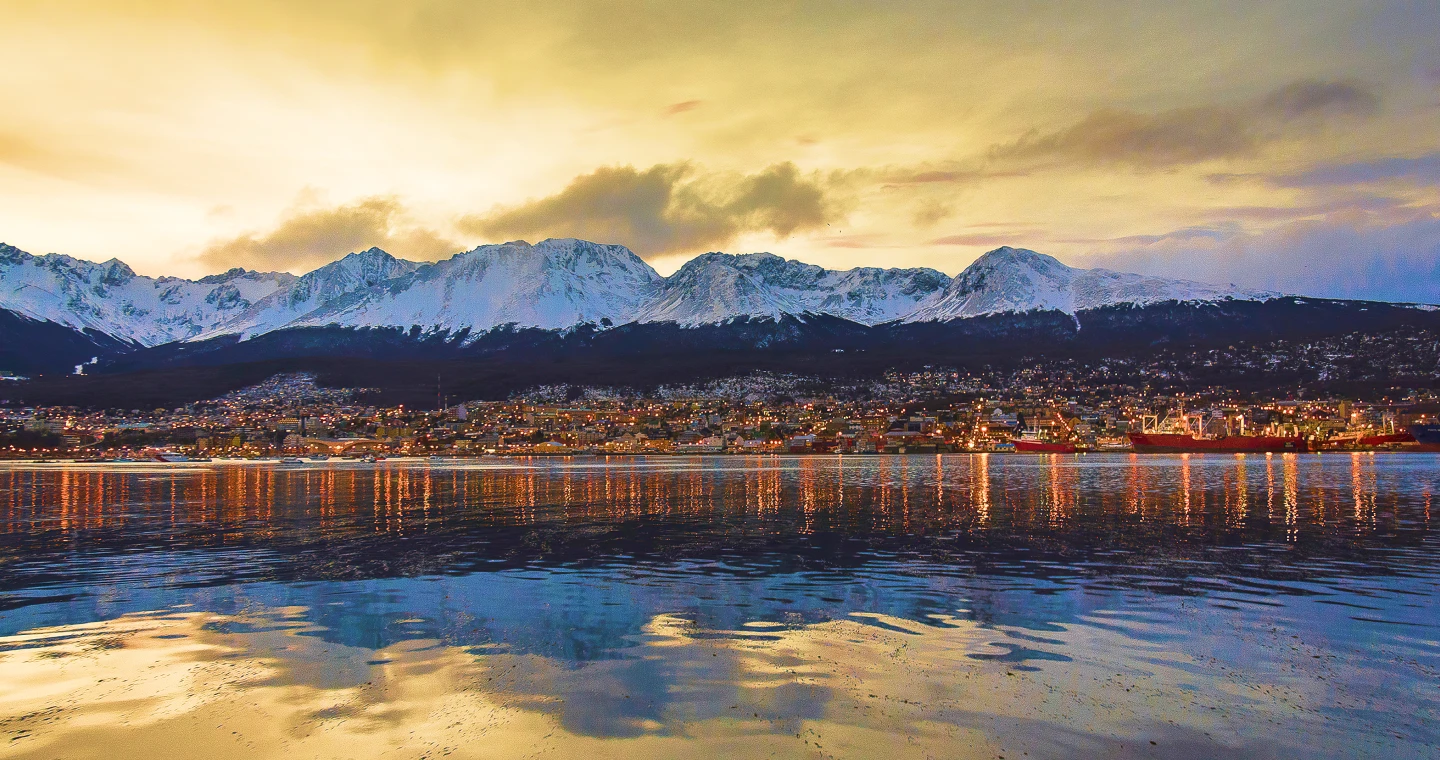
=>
[0,454,1436,759]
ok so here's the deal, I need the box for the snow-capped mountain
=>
[636,253,950,326]
[0,243,294,346]
[202,247,420,339]
[904,246,1266,322]
[287,238,663,334]
[0,240,1276,352]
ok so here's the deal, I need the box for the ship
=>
[1128,411,1307,454]
[1011,412,1081,453]
[1011,429,1077,453]
[1408,424,1440,451]
[1317,430,1415,450]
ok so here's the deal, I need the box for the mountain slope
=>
[0,240,1285,349]
[21,297,1440,408]
[905,246,1268,322]
[0,243,294,346]
[202,247,421,339]
[289,238,664,333]
[0,308,138,374]
[635,253,950,325]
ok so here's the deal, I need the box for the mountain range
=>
[0,239,1266,348]
[6,237,1437,407]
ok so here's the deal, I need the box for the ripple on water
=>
[0,455,1436,757]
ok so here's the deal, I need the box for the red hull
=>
[1127,432,1307,453]
[1012,439,1077,453]
[1357,433,1415,446]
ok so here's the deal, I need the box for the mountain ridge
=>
[0,239,1275,348]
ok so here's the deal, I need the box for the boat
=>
[279,456,305,465]
[1128,411,1307,453]
[149,450,191,462]
[1318,430,1415,450]
[1011,429,1077,453]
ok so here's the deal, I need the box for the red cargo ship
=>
[1127,432,1306,453]
[1128,411,1308,453]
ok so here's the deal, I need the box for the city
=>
[3,369,1435,459]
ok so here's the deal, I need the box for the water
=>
[0,454,1435,759]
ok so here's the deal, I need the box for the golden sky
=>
[2,1,1438,299]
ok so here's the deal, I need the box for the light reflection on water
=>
[0,454,1436,759]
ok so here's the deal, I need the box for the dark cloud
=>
[1277,151,1440,187]
[993,107,1255,166]
[911,198,955,227]
[1259,79,1379,121]
[991,79,1381,167]
[896,170,977,183]
[458,162,840,257]
[199,196,458,273]
[873,165,1027,187]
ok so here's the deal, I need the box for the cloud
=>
[911,198,955,227]
[1277,151,1440,187]
[1100,224,1242,246]
[993,107,1256,166]
[0,129,117,178]
[930,233,1027,247]
[458,162,840,257]
[1079,203,1440,303]
[1259,79,1379,121]
[869,164,1027,187]
[991,79,1381,167]
[663,100,702,115]
[198,196,458,273]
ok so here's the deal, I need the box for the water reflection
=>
[0,455,1437,758]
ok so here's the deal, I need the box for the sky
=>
[2,1,1439,301]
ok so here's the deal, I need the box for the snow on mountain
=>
[288,238,664,334]
[636,254,805,325]
[202,247,420,339]
[635,252,950,326]
[0,243,294,346]
[0,239,1277,347]
[904,246,1269,322]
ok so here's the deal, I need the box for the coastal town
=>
[1,371,1436,460]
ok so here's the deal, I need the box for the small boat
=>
[1011,429,1077,453]
[279,456,305,465]
[1013,439,1077,453]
